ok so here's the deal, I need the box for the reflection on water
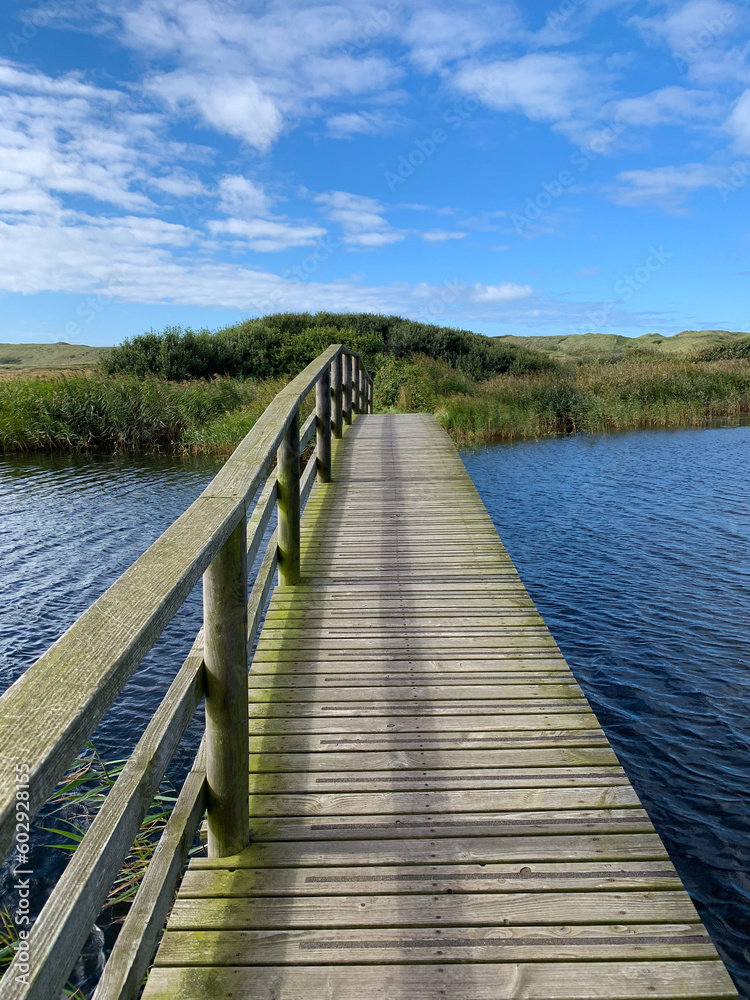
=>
[462,425,750,998]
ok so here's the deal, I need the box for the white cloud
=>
[146,72,284,151]
[610,85,724,126]
[454,53,597,125]
[468,282,532,302]
[207,217,326,252]
[630,0,749,83]
[403,6,519,73]
[313,189,404,247]
[216,176,272,218]
[421,230,467,241]
[609,163,722,211]
[726,88,750,150]
[326,110,408,139]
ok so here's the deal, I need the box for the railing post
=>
[359,366,366,413]
[332,352,343,439]
[367,376,373,413]
[278,410,301,586]
[316,365,332,483]
[204,518,249,858]
[343,352,352,425]
[352,355,360,413]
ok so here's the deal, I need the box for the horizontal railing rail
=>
[0,345,373,1000]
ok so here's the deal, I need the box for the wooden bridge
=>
[0,346,737,1000]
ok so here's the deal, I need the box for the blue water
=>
[0,426,749,995]
[462,425,750,997]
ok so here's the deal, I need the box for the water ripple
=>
[462,424,750,997]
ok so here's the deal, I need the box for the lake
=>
[0,425,749,996]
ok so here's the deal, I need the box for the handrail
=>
[0,345,374,1000]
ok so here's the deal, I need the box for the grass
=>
[429,356,750,443]
[2,323,750,457]
[0,342,110,370]
[0,373,280,455]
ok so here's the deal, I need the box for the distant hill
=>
[0,342,111,370]
[500,329,750,360]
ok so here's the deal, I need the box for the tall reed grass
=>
[0,374,273,455]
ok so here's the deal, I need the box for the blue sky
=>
[1,0,750,345]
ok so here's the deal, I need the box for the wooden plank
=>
[248,686,584,703]
[245,748,620,772]
[246,767,631,794]
[167,890,700,929]
[155,924,716,965]
[246,730,609,752]
[179,860,683,897]
[190,833,669,868]
[246,712,603,734]
[245,810,655,842]
[142,961,738,1000]
[243,786,642,816]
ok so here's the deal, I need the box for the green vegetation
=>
[0,373,283,455]
[1,315,749,455]
[697,335,750,361]
[102,314,554,382]
[0,342,110,370]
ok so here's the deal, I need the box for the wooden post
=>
[352,355,360,413]
[332,352,343,439]
[204,518,249,858]
[343,353,352,426]
[278,410,301,586]
[359,366,366,413]
[367,376,373,413]
[316,366,332,483]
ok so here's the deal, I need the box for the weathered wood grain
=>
[142,961,738,1000]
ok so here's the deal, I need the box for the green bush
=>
[697,336,750,361]
[102,313,555,383]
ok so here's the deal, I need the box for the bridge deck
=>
[143,413,736,999]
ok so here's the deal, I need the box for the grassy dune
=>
[0,342,110,371]
[500,329,749,361]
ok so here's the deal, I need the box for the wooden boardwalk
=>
[143,413,736,1000]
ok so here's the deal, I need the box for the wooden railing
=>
[0,345,373,1000]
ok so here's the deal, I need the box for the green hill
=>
[0,342,110,370]
[500,329,749,360]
